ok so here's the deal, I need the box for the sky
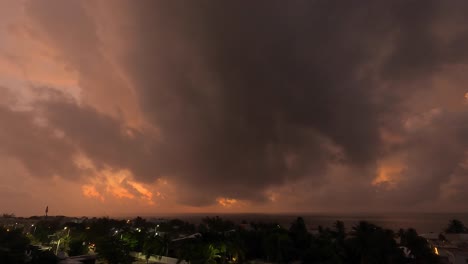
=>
[1,0,468,217]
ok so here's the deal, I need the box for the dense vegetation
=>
[0,215,452,263]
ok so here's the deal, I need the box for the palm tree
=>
[143,236,158,264]
[204,244,222,264]
[349,221,376,264]
[347,221,404,264]
[334,220,346,240]
[445,219,467,233]
[143,234,171,263]
[176,241,221,264]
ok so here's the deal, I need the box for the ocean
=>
[158,212,468,234]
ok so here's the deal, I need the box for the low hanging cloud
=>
[1,0,468,213]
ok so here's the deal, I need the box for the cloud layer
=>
[1,0,468,215]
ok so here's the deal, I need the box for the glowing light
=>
[80,168,165,205]
[372,164,405,189]
[217,197,238,207]
[434,247,439,255]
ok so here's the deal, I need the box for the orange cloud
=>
[216,197,238,207]
[75,159,161,206]
[82,184,104,201]
[127,180,154,204]
[372,164,405,189]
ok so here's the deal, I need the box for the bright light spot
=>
[372,163,405,189]
[434,247,439,255]
[217,197,238,207]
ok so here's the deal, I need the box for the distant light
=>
[434,247,439,255]
[157,224,160,227]
[6,229,9,232]
[31,224,34,227]
[64,227,68,230]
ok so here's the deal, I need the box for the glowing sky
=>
[1,0,468,216]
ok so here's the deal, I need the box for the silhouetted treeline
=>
[0,215,448,263]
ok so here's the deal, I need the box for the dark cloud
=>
[394,110,468,203]
[15,0,468,209]
[38,96,159,181]
[0,90,79,179]
[119,0,468,206]
[120,1,388,204]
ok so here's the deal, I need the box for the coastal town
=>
[1,212,468,264]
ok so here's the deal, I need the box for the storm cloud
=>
[1,0,468,213]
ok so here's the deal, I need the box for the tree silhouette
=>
[0,228,30,264]
[96,235,134,264]
[346,221,405,264]
[445,219,467,233]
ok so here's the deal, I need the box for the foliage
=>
[445,219,467,234]
[28,247,58,264]
[31,220,61,244]
[68,238,88,256]
[346,221,406,264]
[0,228,30,264]
[400,228,440,263]
[143,233,171,263]
[176,239,223,264]
[96,235,134,264]
[0,216,446,264]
